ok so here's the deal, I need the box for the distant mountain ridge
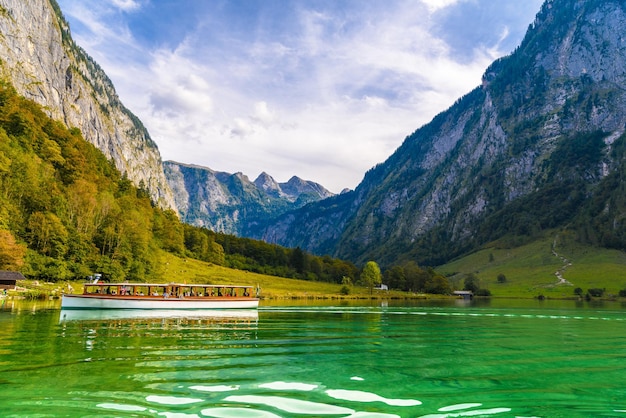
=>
[164,161,334,235]
[254,171,335,203]
[252,0,626,266]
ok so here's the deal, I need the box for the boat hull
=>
[61,294,259,310]
[59,308,259,322]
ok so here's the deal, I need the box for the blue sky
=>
[56,0,544,193]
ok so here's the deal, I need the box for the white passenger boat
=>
[61,282,259,310]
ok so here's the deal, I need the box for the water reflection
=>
[0,298,60,314]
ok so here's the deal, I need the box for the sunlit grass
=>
[439,235,626,298]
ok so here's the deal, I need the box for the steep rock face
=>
[164,161,334,235]
[256,0,626,266]
[0,0,175,209]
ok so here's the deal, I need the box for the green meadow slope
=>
[439,232,626,298]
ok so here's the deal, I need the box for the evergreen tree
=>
[360,261,382,294]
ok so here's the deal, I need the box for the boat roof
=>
[84,282,254,288]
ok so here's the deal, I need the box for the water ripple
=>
[326,389,421,406]
[259,381,318,391]
[224,394,355,415]
[200,407,281,417]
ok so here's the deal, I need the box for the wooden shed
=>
[0,271,25,290]
[453,290,474,300]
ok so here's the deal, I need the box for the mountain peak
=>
[280,176,334,201]
[163,161,335,235]
[254,172,282,197]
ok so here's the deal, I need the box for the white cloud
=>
[109,0,141,12]
[420,0,463,13]
[251,101,275,127]
[57,0,542,193]
[148,52,214,117]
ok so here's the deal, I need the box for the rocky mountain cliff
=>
[254,0,626,266]
[0,0,175,209]
[164,161,334,235]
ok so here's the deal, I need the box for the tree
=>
[384,265,405,290]
[406,262,429,292]
[27,212,68,258]
[0,229,26,269]
[340,276,352,295]
[588,288,604,298]
[464,273,480,293]
[153,209,184,254]
[497,273,507,283]
[360,261,382,294]
[290,247,308,274]
[425,274,452,295]
[206,239,225,266]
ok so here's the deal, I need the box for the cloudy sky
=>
[56,0,543,193]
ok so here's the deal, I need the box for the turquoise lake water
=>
[1,298,626,417]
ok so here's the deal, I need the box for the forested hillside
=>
[0,80,191,281]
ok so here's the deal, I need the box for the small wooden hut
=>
[453,290,474,300]
[0,271,25,290]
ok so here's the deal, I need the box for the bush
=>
[588,288,605,297]
[619,289,626,298]
[463,274,480,292]
[475,288,492,297]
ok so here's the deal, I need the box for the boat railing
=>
[81,283,257,299]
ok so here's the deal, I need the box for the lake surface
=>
[2,298,626,417]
